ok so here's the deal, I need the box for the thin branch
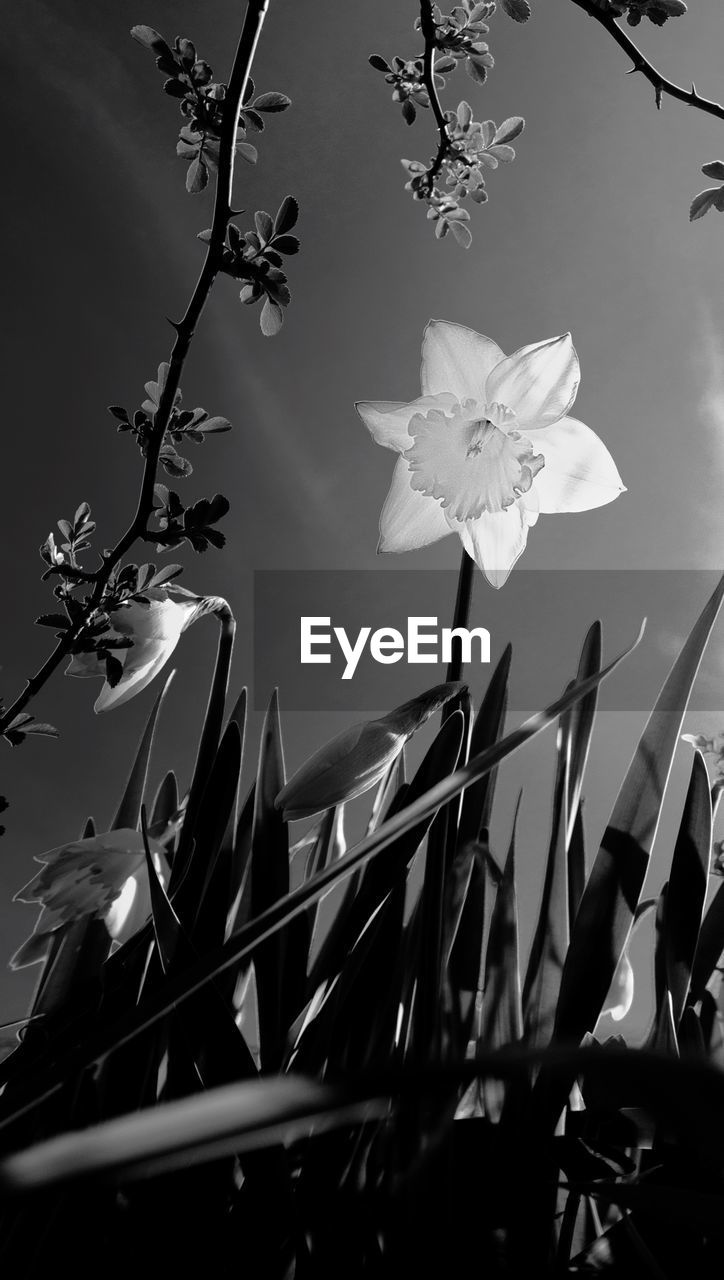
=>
[570,0,724,121]
[0,0,270,740]
[419,0,450,186]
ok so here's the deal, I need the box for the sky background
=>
[2,0,724,1023]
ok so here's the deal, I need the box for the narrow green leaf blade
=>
[554,575,724,1049]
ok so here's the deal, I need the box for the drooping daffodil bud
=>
[276,681,464,821]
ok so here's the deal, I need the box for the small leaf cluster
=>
[415,2,499,84]
[690,161,724,222]
[57,610,133,691]
[39,503,95,581]
[205,195,299,336]
[109,363,231,480]
[153,486,230,554]
[403,107,523,246]
[596,0,687,26]
[104,559,184,603]
[368,55,442,125]
[131,27,291,193]
[371,1,524,247]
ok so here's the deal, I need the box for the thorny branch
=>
[0,0,271,742]
[571,0,724,121]
[419,0,451,187]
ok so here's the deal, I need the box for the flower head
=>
[356,321,625,587]
[66,585,224,712]
[10,827,176,968]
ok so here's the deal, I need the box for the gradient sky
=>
[2,0,724,1022]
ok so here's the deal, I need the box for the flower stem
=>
[0,0,270,743]
[445,548,475,685]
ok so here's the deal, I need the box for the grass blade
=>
[663,750,711,1027]
[111,673,175,831]
[482,793,523,1049]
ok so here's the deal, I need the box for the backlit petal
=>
[356,395,457,453]
[485,333,579,430]
[459,503,530,588]
[112,598,193,644]
[378,456,453,553]
[421,320,505,402]
[532,417,625,512]
[521,484,540,526]
[94,640,175,713]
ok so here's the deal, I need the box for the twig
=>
[0,0,270,740]
[419,0,450,186]
[570,0,724,121]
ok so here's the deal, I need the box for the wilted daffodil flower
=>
[66,585,226,712]
[356,321,625,587]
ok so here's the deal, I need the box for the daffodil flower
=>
[11,827,173,968]
[66,585,226,712]
[356,321,625,587]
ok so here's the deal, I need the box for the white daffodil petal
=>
[355,395,456,453]
[521,484,540,527]
[485,333,580,430]
[421,320,506,401]
[65,587,217,713]
[459,504,530,588]
[94,640,174,712]
[532,417,626,512]
[113,597,195,643]
[65,652,106,678]
[15,829,167,935]
[378,457,453,553]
